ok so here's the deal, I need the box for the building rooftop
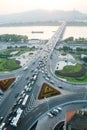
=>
[66,110,87,130]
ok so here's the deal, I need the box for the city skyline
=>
[0,0,87,15]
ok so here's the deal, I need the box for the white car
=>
[47,112,53,118]
[53,108,59,113]
[57,107,62,111]
[0,117,3,122]
[23,66,28,71]
[45,77,49,81]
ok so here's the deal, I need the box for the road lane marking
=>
[25,117,33,124]
[33,107,39,112]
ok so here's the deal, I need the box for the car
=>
[18,99,23,104]
[0,92,4,96]
[17,96,21,102]
[14,102,17,106]
[53,108,59,113]
[31,81,34,85]
[27,81,30,86]
[45,77,49,81]
[8,116,13,122]
[7,117,12,124]
[33,75,37,80]
[0,117,3,122]
[57,107,62,111]
[0,122,5,129]
[58,86,63,89]
[50,110,58,116]
[24,85,28,89]
[47,112,53,118]
[21,93,26,98]
[15,93,19,98]
[47,75,51,78]
[28,83,31,87]
[23,66,28,71]
[28,86,32,92]
[20,90,25,95]
[50,80,54,84]
[41,71,44,73]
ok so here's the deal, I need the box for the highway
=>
[0,22,87,130]
[8,93,87,130]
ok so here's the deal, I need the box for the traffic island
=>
[38,82,61,99]
[0,77,15,91]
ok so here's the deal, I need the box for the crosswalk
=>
[0,95,2,102]
[22,94,43,118]
[0,94,4,105]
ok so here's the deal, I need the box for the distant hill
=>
[0,10,87,26]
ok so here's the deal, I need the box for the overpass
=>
[41,22,66,59]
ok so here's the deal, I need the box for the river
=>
[0,26,87,40]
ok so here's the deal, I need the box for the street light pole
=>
[45,97,49,111]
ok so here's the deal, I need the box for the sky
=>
[0,0,87,14]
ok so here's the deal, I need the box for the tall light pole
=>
[45,97,49,111]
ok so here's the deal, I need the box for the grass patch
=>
[58,63,82,73]
[0,58,21,71]
[16,46,36,56]
[0,46,36,57]
[55,64,87,83]
[63,73,87,83]
[55,68,87,83]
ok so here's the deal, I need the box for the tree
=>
[0,34,28,42]
[82,57,87,62]
[64,37,74,42]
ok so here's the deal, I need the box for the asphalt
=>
[35,101,87,130]
[0,22,87,130]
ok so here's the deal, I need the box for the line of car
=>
[0,67,39,130]
[47,107,62,118]
[39,57,55,85]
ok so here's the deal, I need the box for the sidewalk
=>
[35,112,65,130]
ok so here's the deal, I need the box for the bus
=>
[10,108,23,127]
[22,95,29,106]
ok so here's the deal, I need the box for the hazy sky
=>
[0,0,87,14]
